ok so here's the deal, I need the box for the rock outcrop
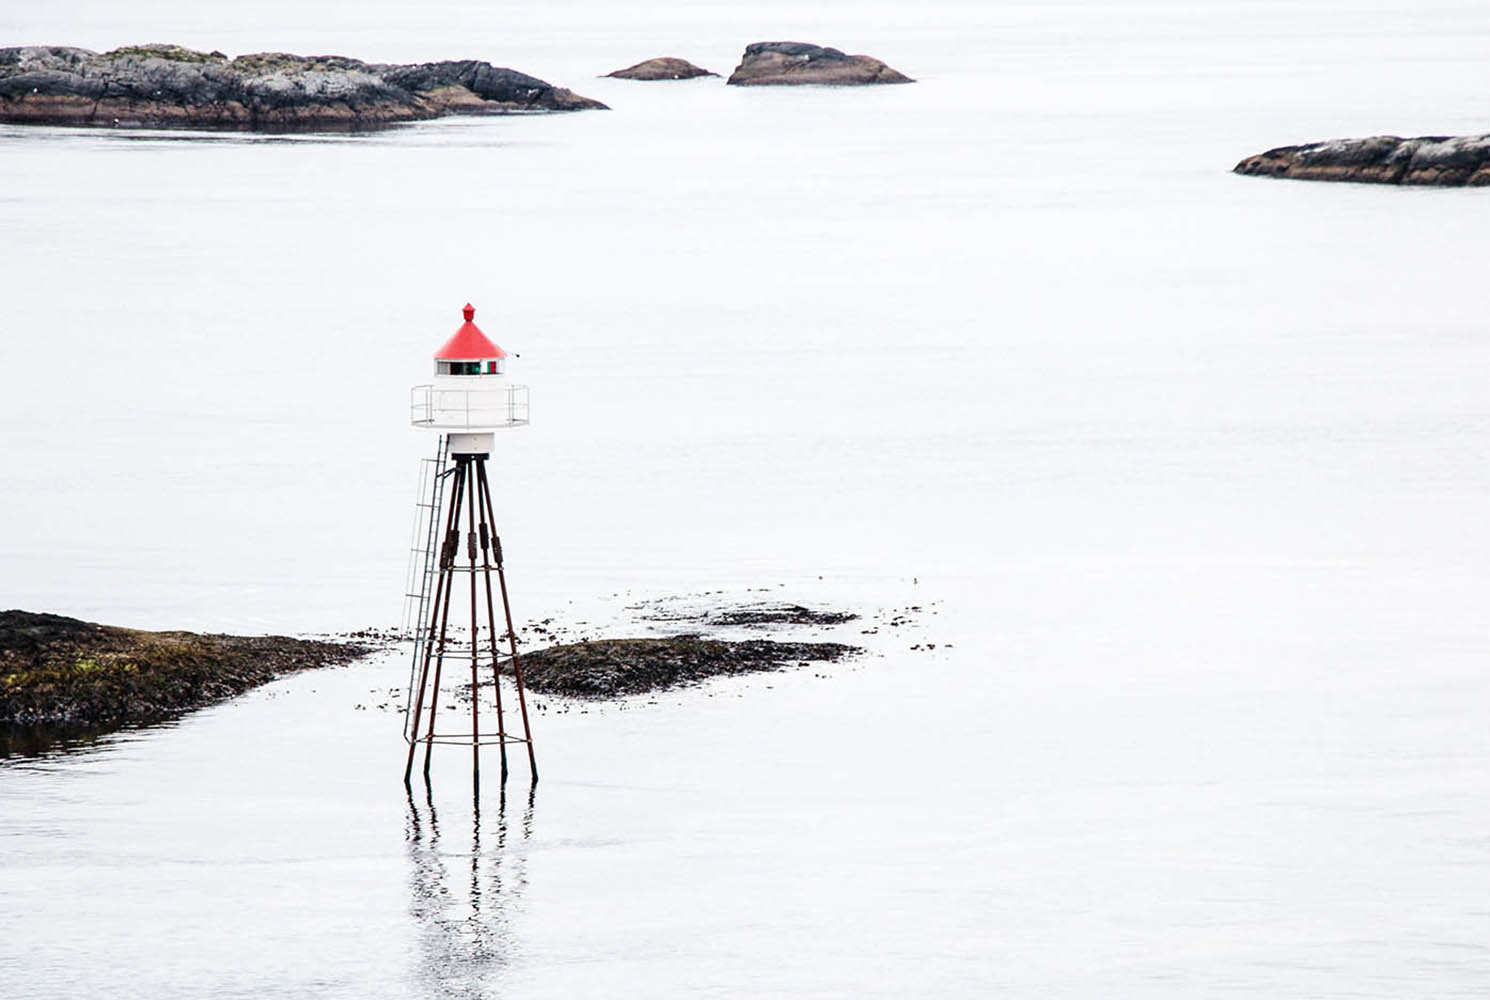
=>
[1234,134,1490,186]
[0,609,369,730]
[605,57,716,80]
[0,44,606,130]
[512,636,859,697]
[726,41,912,86]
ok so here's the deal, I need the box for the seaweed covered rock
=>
[0,609,368,727]
[1234,134,1490,186]
[0,44,606,130]
[514,636,859,697]
[605,57,716,81]
[726,41,912,86]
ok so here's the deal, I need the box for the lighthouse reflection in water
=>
[406,785,535,996]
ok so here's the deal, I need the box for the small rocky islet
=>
[0,43,606,130]
[507,600,861,698]
[606,57,716,81]
[604,43,912,86]
[1234,133,1490,187]
[512,636,858,698]
[726,41,912,86]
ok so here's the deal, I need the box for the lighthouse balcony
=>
[410,383,530,429]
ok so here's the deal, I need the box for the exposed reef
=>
[726,41,912,86]
[605,57,716,80]
[511,636,859,698]
[641,601,859,628]
[1234,134,1490,186]
[0,610,370,737]
[0,44,606,131]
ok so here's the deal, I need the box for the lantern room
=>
[434,303,508,377]
[411,301,530,433]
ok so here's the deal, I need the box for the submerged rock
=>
[512,636,859,697]
[707,604,859,626]
[0,44,606,131]
[1234,134,1490,186]
[606,57,716,80]
[0,609,369,730]
[726,41,912,86]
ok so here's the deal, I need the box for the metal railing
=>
[409,383,530,429]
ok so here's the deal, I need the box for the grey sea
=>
[1,1,1486,997]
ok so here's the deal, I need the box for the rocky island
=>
[494,600,863,698]
[605,57,716,80]
[513,636,859,698]
[1234,134,1490,186]
[0,610,368,738]
[726,41,912,86]
[0,44,606,131]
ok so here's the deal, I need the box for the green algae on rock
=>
[0,610,369,729]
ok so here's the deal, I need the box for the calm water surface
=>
[1,1,1486,996]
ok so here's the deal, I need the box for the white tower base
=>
[447,431,495,455]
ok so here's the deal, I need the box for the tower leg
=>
[423,459,468,783]
[476,460,538,784]
[466,460,482,786]
[474,456,510,783]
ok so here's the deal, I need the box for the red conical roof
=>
[434,303,508,360]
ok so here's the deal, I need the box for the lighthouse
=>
[403,303,537,787]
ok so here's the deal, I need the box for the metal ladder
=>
[401,436,449,721]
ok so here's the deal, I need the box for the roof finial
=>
[462,302,475,322]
